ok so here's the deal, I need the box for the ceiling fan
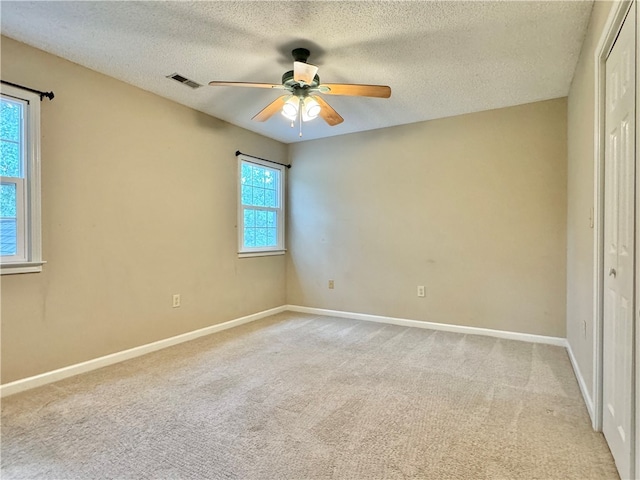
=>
[209,48,391,135]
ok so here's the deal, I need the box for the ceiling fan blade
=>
[209,81,285,89]
[252,95,288,122]
[319,84,391,98]
[314,96,344,126]
[294,61,319,85]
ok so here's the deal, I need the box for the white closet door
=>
[603,4,636,478]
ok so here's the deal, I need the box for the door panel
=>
[603,4,636,478]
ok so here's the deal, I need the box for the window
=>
[1,84,43,274]
[238,155,285,257]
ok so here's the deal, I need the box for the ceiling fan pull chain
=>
[299,98,303,137]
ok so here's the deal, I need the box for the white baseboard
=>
[294,303,591,425]
[566,340,595,423]
[0,304,571,399]
[286,305,568,347]
[0,305,286,398]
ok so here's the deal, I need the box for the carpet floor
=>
[1,312,618,479]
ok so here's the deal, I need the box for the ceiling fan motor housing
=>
[282,70,320,89]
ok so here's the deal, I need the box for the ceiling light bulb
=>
[282,95,299,120]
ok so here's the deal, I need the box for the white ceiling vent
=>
[167,73,201,89]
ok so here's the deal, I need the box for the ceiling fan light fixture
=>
[281,110,297,121]
[303,96,321,119]
[282,95,299,119]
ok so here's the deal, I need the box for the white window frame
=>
[1,84,44,274]
[237,154,285,257]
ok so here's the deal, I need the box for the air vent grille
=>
[167,73,202,89]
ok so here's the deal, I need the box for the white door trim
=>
[636,3,640,476]
[593,1,634,434]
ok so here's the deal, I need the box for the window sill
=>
[238,250,286,258]
[0,261,46,275]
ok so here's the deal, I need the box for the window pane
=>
[244,208,255,227]
[0,218,17,256]
[241,161,280,209]
[253,188,265,207]
[252,166,265,187]
[242,209,278,249]
[264,169,276,189]
[267,228,277,246]
[0,99,22,142]
[241,163,252,187]
[256,210,267,227]
[0,183,17,256]
[265,189,276,208]
[0,97,22,178]
[244,228,256,248]
[267,211,276,228]
[0,140,21,178]
[0,183,17,217]
[241,185,253,205]
[255,228,268,247]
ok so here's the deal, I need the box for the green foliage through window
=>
[0,183,17,255]
[0,98,22,178]
[0,97,23,257]
[240,161,280,249]
[0,183,16,217]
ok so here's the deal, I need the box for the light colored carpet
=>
[1,312,618,479]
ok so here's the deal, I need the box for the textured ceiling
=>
[1,1,593,144]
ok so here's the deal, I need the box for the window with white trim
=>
[238,155,285,257]
[0,85,43,274]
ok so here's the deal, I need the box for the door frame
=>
[593,0,637,475]
[636,4,639,475]
[636,3,639,476]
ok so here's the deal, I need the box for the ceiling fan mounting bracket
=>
[291,48,311,63]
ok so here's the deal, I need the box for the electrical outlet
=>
[328,280,335,289]
[417,286,425,297]
[172,294,181,308]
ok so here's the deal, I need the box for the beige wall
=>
[0,37,287,383]
[287,99,568,337]
[1,35,572,385]
[566,1,614,406]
